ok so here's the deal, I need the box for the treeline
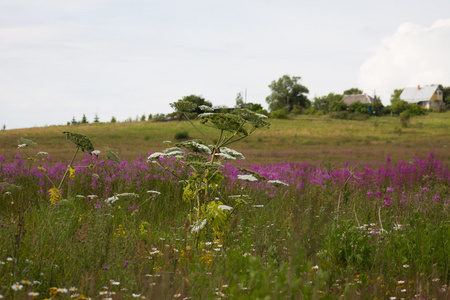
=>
[68,75,450,125]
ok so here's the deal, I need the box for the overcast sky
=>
[1,0,450,129]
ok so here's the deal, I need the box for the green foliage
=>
[390,88,404,103]
[313,93,343,113]
[349,101,370,114]
[110,116,117,123]
[174,130,189,140]
[266,75,310,112]
[105,147,120,163]
[399,110,410,127]
[62,132,94,153]
[17,137,37,147]
[81,114,88,124]
[390,99,409,115]
[270,109,289,119]
[235,92,244,108]
[94,114,100,123]
[149,105,270,246]
[407,103,426,116]
[343,87,363,95]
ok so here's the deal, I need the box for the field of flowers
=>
[1,141,449,299]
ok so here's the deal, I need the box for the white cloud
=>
[358,19,450,105]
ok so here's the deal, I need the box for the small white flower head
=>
[28,292,39,297]
[237,174,258,182]
[219,147,245,160]
[11,283,23,291]
[132,293,141,298]
[214,153,236,160]
[76,195,86,199]
[57,288,68,293]
[87,195,98,199]
[163,140,172,144]
[198,105,214,112]
[147,190,161,195]
[37,151,49,155]
[218,205,233,211]
[147,152,166,160]
[191,218,207,233]
[252,204,264,208]
[267,180,289,187]
[311,265,319,270]
[17,144,27,148]
[91,150,101,156]
[105,196,119,204]
[255,112,268,119]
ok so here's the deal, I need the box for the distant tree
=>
[349,101,370,114]
[71,116,77,125]
[235,92,244,108]
[438,84,450,106]
[343,88,363,95]
[266,75,310,112]
[81,114,88,124]
[171,95,213,119]
[390,89,404,104]
[148,114,153,120]
[2,124,5,131]
[111,116,117,123]
[246,103,263,112]
[140,114,146,121]
[390,100,409,115]
[94,114,100,123]
[313,93,343,112]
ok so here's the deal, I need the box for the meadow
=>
[0,111,449,299]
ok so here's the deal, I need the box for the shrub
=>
[399,110,410,127]
[270,110,288,119]
[255,109,269,117]
[408,104,426,116]
[347,112,370,121]
[174,130,189,140]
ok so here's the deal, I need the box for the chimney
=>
[417,85,420,90]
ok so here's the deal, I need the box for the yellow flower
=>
[49,287,58,296]
[48,188,62,204]
[68,166,76,180]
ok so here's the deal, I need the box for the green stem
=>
[57,147,79,190]
[183,112,210,143]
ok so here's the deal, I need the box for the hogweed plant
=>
[148,101,271,246]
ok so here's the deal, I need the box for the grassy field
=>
[1,111,450,166]
[0,111,449,299]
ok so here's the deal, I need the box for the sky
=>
[1,0,450,129]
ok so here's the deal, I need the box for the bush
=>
[399,110,410,127]
[407,104,426,116]
[255,109,269,117]
[330,111,369,121]
[270,110,288,119]
[347,112,370,121]
[174,130,189,140]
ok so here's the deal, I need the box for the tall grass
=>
[1,149,449,299]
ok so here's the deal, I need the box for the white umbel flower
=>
[191,219,207,233]
[267,180,289,187]
[237,174,258,182]
[218,205,233,210]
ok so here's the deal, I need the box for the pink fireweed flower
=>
[384,200,391,207]
[386,187,393,193]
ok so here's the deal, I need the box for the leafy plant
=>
[149,103,270,246]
